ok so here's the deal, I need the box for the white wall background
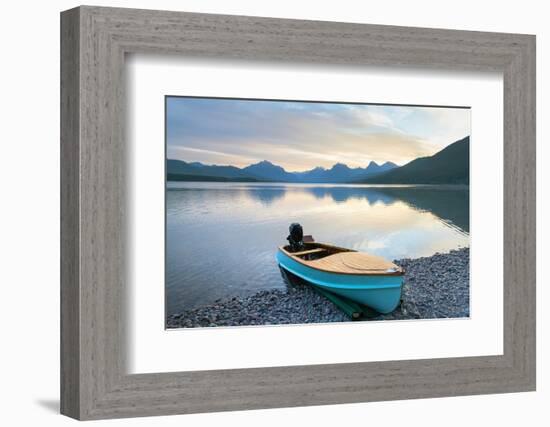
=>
[0,1,546,425]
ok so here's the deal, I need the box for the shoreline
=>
[167,247,470,328]
[168,180,469,190]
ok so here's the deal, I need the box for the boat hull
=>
[277,250,403,314]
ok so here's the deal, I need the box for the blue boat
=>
[277,224,404,314]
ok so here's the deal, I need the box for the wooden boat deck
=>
[279,243,403,276]
[308,252,401,274]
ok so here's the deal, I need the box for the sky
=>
[166,97,470,172]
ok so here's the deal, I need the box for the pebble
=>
[166,248,470,328]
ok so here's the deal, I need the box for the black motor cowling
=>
[287,223,305,252]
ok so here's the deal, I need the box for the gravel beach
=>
[166,247,469,328]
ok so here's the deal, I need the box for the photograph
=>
[165,97,470,328]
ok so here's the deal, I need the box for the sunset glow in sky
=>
[166,97,470,172]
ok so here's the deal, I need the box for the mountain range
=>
[361,136,469,184]
[167,158,397,183]
[243,159,397,182]
[167,136,469,184]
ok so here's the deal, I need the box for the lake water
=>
[166,182,469,315]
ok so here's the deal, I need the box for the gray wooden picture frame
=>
[60,5,536,420]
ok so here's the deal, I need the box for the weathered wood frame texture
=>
[60,5,536,420]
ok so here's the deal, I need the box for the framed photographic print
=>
[164,96,471,329]
[61,6,536,420]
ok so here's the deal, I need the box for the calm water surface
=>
[166,182,469,315]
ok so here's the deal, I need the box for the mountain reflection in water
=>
[240,184,469,233]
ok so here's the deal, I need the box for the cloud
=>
[166,98,469,171]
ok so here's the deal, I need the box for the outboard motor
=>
[287,223,305,252]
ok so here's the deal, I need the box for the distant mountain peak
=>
[330,162,350,170]
[248,160,286,168]
[245,160,285,171]
[365,161,381,172]
[242,160,294,181]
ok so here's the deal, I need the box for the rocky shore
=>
[166,247,469,328]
